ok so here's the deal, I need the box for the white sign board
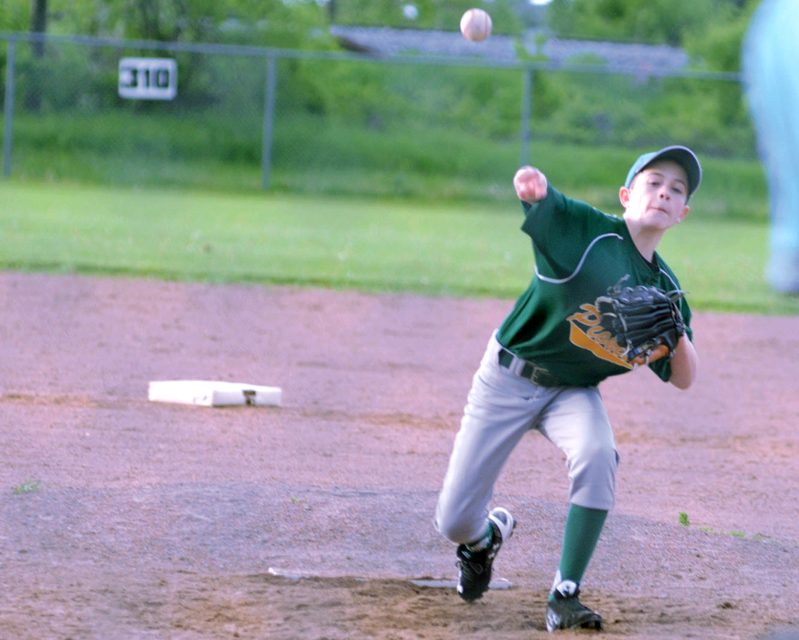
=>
[118,57,177,100]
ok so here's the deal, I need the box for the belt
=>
[497,347,562,387]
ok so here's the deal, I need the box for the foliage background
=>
[0,1,766,209]
[1,0,789,313]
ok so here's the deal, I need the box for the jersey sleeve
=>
[519,186,620,282]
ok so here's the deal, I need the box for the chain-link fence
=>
[1,31,749,199]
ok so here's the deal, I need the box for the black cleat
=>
[546,580,603,632]
[456,507,515,602]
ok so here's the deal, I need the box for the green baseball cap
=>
[625,145,702,199]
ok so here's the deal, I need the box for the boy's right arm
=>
[513,165,548,203]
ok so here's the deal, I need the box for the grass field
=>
[1,179,797,315]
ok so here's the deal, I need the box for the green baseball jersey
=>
[496,185,693,387]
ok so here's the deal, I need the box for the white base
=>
[409,577,512,590]
[148,380,282,407]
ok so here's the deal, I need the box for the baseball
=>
[460,8,492,42]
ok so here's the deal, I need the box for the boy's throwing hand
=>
[513,166,548,203]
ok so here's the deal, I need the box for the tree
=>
[683,0,761,71]
[31,0,47,41]
[24,0,48,110]
[548,0,724,46]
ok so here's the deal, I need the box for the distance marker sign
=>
[118,57,177,100]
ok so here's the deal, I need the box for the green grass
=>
[1,179,797,315]
[6,112,771,221]
[11,480,41,495]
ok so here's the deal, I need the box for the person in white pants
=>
[435,146,701,632]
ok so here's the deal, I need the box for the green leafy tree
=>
[548,0,721,45]
[683,0,760,71]
[0,0,31,31]
[9,1,332,49]
[680,0,761,143]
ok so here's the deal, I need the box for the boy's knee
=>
[577,441,618,474]
[569,443,619,509]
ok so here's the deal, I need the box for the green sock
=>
[551,504,608,599]
[465,522,493,552]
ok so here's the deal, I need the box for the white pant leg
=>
[538,386,619,511]
[435,334,560,544]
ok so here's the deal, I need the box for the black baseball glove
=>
[595,284,686,365]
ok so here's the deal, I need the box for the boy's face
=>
[619,159,691,230]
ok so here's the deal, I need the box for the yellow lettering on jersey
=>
[567,303,633,369]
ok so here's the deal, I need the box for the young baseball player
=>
[435,146,701,632]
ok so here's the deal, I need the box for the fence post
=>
[3,36,16,177]
[261,55,277,190]
[519,66,533,167]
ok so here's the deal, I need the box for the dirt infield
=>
[1,272,797,640]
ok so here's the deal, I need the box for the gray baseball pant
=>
[435,332,619,545]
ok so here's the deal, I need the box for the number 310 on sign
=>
[118,57,177,100]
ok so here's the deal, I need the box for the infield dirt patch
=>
[1,272,797,639]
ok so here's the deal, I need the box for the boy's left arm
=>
[668,335,698,389]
